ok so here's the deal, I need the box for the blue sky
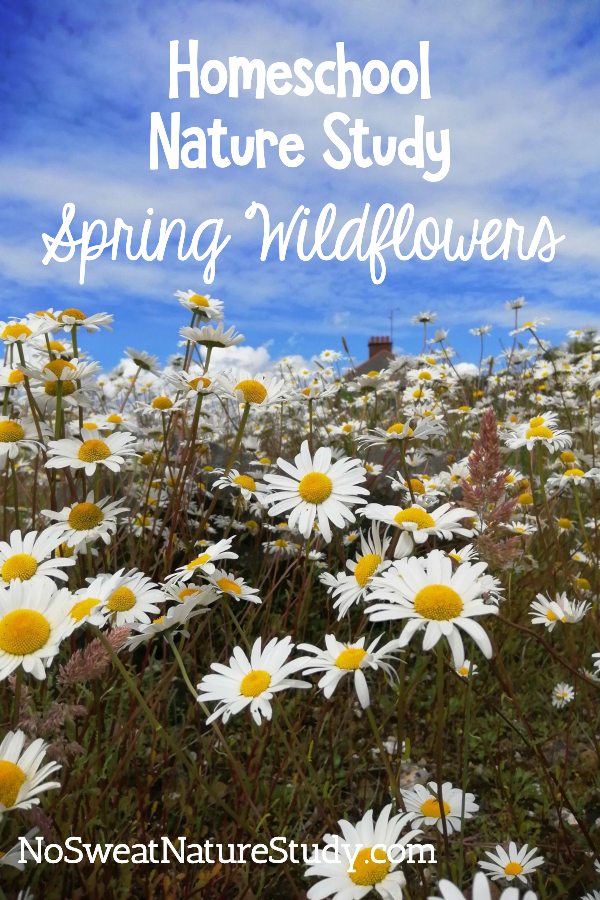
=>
[1,0,600,370]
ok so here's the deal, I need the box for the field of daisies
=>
[0,295,599,900]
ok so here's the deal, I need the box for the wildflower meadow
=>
[1,295,600,900]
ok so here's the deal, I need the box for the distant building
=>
[354,336,395,376]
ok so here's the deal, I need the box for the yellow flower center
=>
[564,468,584,478]
[354,554,382,587]
[518,493,533,505]
[44,359,75,379]
[418,371,432,380]
[366,370,379,377]
[70,597,100,622]
[0,421,24,442]
[246,520,258,531]
[0,761,26,808]
[458,405,470,412]
[178,588,197,600]
[413,585,463,620]
[387,423,413,435]
[2,324,32,340]
[457,666,469,675]
[7,371,24,384]
[152,615,164,625]
[107,414,122,423]
[525,425,553,439]
[45,379,75,396]
[59,308,86,321]
[504,862,524,876]
[335,647,368,670]
[187,553,211,569]
[523,321,534,329]
[420,798,451,818]
[557,518,572,529]
[188,376,211,390]
[152,396,173,410]
[394,508,435,529]
[240,669,271,697]
[560,450,576,463]
[273,539,288,548]
[576,577,590,590]
[546,610,558,621]
[405,478,425,495]
[68,502,104,530]
[0,609,50,654]
[233,475,256,491]
[505,474,515,483]
[348,847,390,886]
[217,577,241,595]
[189,294,209,307]
[234,379,267,404]
[1,554,38,582]
[48,340,65,352]
[78,439,111,462]
[529,416,545,427]
[107,587,136,612]
[259,457,271,465]
[298,472,333,504]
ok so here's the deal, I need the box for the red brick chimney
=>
[368,336,392,358]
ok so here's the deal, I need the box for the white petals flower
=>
[175,290,224,320]
[479,842,544,883]
[298,634,402,708]
[358,417,445,450]
[98,570,166,626]
[361,503,474,547]
[41,493,128,548]
[206,569,261,604]
[125,593,215,650]
[0,417,44,462]
[217,369,290,408]
[0,731,61,817]
[212,469,260,499]
[504,414,572,452]
[305,804,422,900]
[551,682,574,708]
[0,528,75,587]
[46,429,138,476]
[261,441,368,542]
[366,550,499,668]
[402,781,478,834]
[197,636,310,725]
[0,580,75,680]
[56,308,113,332]
[180,322,243,349]
[166,538,238,582]
[529,592,588,630]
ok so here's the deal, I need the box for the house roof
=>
[354,348,395,376]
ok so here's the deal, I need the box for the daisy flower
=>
[41,493,128,548]
[0,731,61,817]
[0,417,45,462]
[323,526,412,618]
[197,636,310,725]
[261,442,368,542]
[180,322,243,349]
[166,538,238,582]
[365,550,499,668]
[547,467,599,491]
[56,308,113,333]
[504,415,572,453]
[304,804,422,900]
[402,781,478,834]
[164,368,214,397]
[46,429,138,476]
[0,580,75,679]
[360,502,474,547]
[0,528,75,587]
[217,369,290,409]
[479,842,544,883]
[125,348,160,374]
[297,634,402,708]
[98,570,166,626]
[551,683,574,708]
[431,871,538,900]
[0,828,40,869]
[0,317,54,345]
[175,290,224,319]
[358,417,445,450]
[455,659,478,678]
[207,569,261,604]
[212,469,261,500]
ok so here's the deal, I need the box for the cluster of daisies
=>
[0,294,599,899]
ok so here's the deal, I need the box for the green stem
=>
[366,704,403,809]
[10,460,20,530]
[55,379,63,440]
[457,668,474,886]
[435,644,450,873]
[12,667,22,728]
